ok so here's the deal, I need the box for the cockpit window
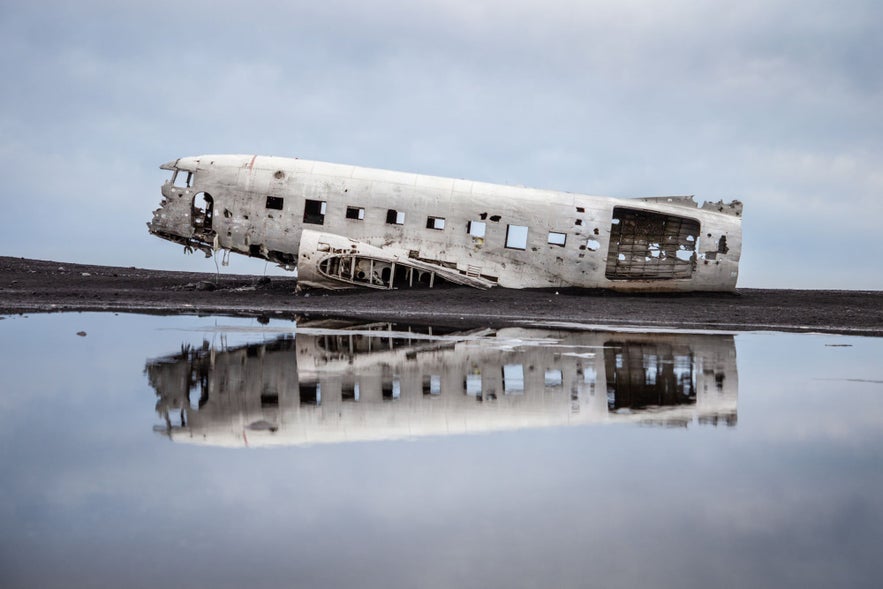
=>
[172,170,192,188]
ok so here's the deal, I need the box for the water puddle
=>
[146,321,738,447]
[1,313,881,588]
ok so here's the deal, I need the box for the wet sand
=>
[1,256,880,335]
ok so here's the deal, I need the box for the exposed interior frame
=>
[605,207,700,280]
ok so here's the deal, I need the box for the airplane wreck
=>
[148,155,742,291]
[146,322,738,447]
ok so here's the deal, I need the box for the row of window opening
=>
[270,196,596,251]
[297,365,580,406]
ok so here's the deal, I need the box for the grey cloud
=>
[0,0,880,285]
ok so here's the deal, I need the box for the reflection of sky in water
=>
[0,313,881,589]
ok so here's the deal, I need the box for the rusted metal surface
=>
[149,155,743,291]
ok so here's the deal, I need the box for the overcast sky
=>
[1,0,880,288]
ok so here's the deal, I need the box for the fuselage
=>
[147,324,739,448]
[148,154,742,291]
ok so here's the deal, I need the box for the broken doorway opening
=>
[192,193,214,232]
[605,207,699,280]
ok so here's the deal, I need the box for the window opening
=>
[299,382,321,406]
[173,170,192,188]
[465,373,482,396]
[423,375,441,395]
[382,377,401,400]
[303,199,326,224]
[544,369,563,387]
[502,364,524,394]
[266,196,284,210]
[468,221,486,238]
[386,209,405,225]
[426,216,446,230]
[505,225,528,250]
[346,206,365,220]
[547,232,566,246]
[342,382,360,402]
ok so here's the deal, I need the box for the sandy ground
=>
[1,256,880,335]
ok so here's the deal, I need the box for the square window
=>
[346,206,365,220]
[505,225,528,250]
[266,196,284,210]
[386,209,405,225]
[548,232,566,246]
[423,374,441,395]
[468,220,486,238]
[299,382,321,406]
[342,382,360,401]
[544,369,563,387]
[426,216,446,230]
[465,374,482,396]
[382,377,401,400]
[502,364,524,394]
[303,199,325,224]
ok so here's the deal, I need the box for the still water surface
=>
[1,313,881,588]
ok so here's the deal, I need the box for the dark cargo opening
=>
[604,341,696,410]
[605,207,699,280]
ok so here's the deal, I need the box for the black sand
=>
[1,256,880,336]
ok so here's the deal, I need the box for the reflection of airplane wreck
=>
[148,155,742,291]
[145,323,738,447]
